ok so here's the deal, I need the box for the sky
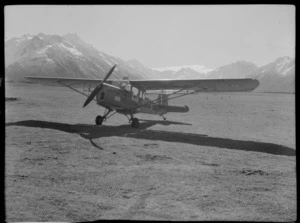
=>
[5,5,295,69]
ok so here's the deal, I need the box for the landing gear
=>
[95,115,104,125]
[95,108,115,126]
[131,117,139,128]
[124,113,140,128]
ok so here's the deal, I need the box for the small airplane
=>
[26,64,259,128]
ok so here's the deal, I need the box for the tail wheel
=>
[95,115,104,125]
[131,118,139,128]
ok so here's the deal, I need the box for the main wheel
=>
[131,118,139,128]
[95,115,103,125]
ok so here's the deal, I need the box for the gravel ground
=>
[5,82,296,221]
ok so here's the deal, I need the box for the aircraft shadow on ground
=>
[6,120,295,156]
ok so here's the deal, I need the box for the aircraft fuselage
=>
[95,83,189,116]
[96,83,138,111]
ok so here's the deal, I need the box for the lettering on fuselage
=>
[114,96,121,102]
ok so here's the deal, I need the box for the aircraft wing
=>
[25,76,123,91]
[129,78,259,92]
[25,76,125,89]
[25,76,111,99]
[26,76,259,93]
[25,76,102,88]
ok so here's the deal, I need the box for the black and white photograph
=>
[4,5,295,221]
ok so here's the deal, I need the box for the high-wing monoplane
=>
[26,64,259,128]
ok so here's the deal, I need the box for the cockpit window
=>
[132,87,139,96]
[111,79,139,96]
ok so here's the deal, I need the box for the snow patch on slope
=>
[58,43,83,56]
[36,44,54,54]
[153,65,213,74]
[103,58,112,66]
[15,34,33,45]
[98,52,107,58]
[275,57,292,73]
[281,65,294,76]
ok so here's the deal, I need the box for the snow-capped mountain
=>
[5,33,294,93]
[153,65,213,74]
[247,56,295,93]
[126,59,161,79]
[156,67,208,79]
[149,59,294,93]
[206,60,258,79]
[5,33,148,81]
[146,65,212,79]
[126,61,210,80]
[150,61,258,80]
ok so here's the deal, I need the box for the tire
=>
[95,115,103,125]
[131,118,139,128]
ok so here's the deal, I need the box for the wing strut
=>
[131,87,189,110]
[57,81,96,101]
[161,88,198,101]
[128,87,205,111]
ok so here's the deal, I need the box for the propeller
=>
[83,64,117,108]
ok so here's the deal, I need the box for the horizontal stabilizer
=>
[153,104,189,113]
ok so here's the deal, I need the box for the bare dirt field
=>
[5,82,296,221]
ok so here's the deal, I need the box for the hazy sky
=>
[5,5,295,69]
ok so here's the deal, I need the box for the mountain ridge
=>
[5,33,294,93]
[247,56,295,93]
[5,33,148,81]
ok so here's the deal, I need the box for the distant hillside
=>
[126,59,162,79]
[126,61,211,80]
[159,67,208,79]
[149,61,258,80]
[151,65,213,79]
[206,61,258,79]
[247,57,295,93]
[150,59,294,93]
[5,33,148,81]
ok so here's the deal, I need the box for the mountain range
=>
[247,57,295,93]
[5,33,148,81]
[5,33,295,93]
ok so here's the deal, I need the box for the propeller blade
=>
[83,64,117,108]
[83,84,103,108]
[102,64,116,83]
